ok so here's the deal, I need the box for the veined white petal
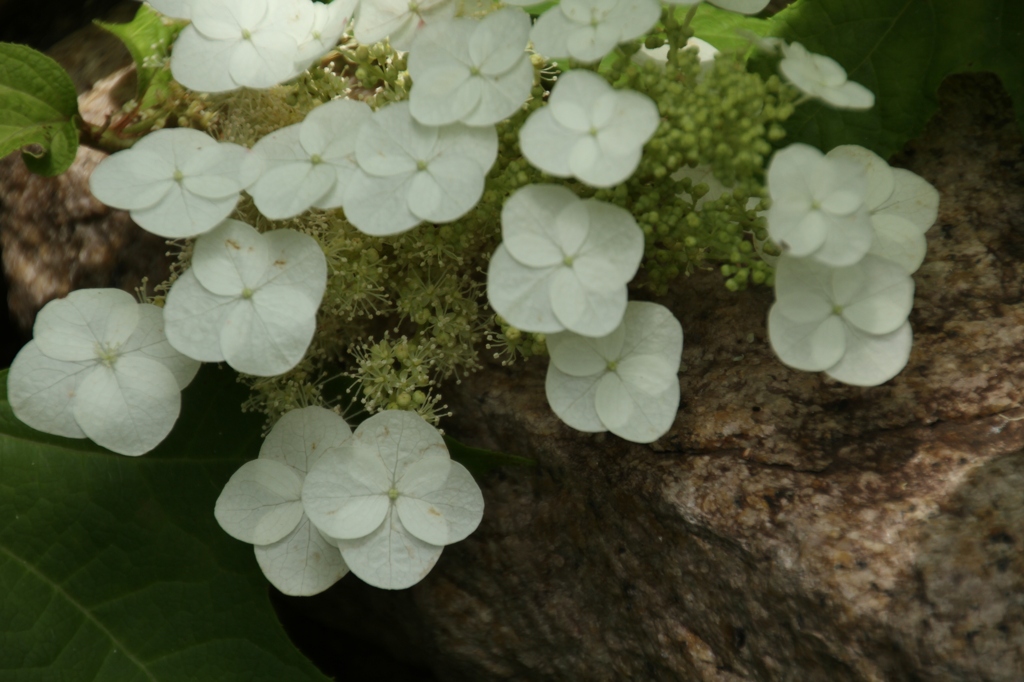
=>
[545,363,606,432]
[214,458,305,545]
[7,341,92,439]
[825,321,912,386]
[594,370,679,443]
[260,405,352,474]
[254,518,349,596]
[336,508,444,590]
[120,304,200,390]
[767,304,846,372]
[33,288,139,363]
[486,245,563,334]
[419,462,483,544]
[162,269,235,363]
[192,219,271,296]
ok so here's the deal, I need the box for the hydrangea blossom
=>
[215,406,352,596]
[407,9,533,127]
[519,70,659,188]
[163,220,327,376]
[355,0,456,51]
[302,410,484,590]
[170,0,316,92]
[343,102,498,236]
[826,145,939,274]
[249,99,373,219]
[487,184,644,337]
[545,301,683,443]
[659,0,769,12]
[768,254,915,387]
[7,289,200,456]
[529,0,661,64]
[766,142,874,267]
[779,42,874,110]
[89,128,258,239]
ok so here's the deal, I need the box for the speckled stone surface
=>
[288,74,1024,681]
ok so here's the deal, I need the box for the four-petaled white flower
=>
[89,128,259,239]
[250,99,373,219]
[170,0,315,92]
[7,289,200,456]
[826,145,939,274]
[659,0,769,14]
[519,70,659,188]
[302,410,485,590]
[407,9,533,127]
[779,41,874,110]
[768,253,915,387]
[343,101,498,236]
[355,0,456,51]
[766,142,874,266]
[487,184,644,337]
[545,301,683,443]
[215,406,352,596]
[163,220,327,376]
[529,0,661,64]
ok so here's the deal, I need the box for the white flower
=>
[545,301,683,443]
[355,0,456,51]
[7,289,200,456]
[215,406,352,596]
[407,9,533,127]
[301,410,485,590]
[519,70,658,188]
[768,253,915,387]
[660,0,769,13]
[295,0,357,66]
[529,0,661,64]
[170,0,315,92]
[779,42,874,110]
[89,128,259,239]
[487,184,644,337]
[343,101,498,236]
[249,99,373,219]
[162,220,327,376]
[766,142,874,267]
[826,145,939,274]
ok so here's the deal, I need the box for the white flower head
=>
[215,406,352,596]
[779,42,874,110]
[162,220,327,377]
[826,145,939,274]
[250,99,373,219]
[170,0,315,92]
[343,101,498,236]
[408,9,533,127]
[660,0,769,13]
[7,289,200,456]
[519,70,659,188]
[89,128,259,239]
[768,253,915,387]
[766,142,874,267]
[529,0,661,64]
[295,0,358,66]
[545,301,683,443]
[487,184,644,337]
[355,0,456,51]
[301,410,485,590]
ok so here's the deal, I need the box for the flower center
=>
[606,360,618,371]
[310,154,323,165]
[388,487,400,500]
[470,65,481,76]
[95,342,120,368]
[563,255,574,266]
[241,287,254,299]
[416,159,429,171]
[832,304,844,316]
[408,0,419,11]
[241,28,252,40]
[172,169,184,182]
[589,126,599,136]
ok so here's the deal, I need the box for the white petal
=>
[470,9,529,74]
[462,56,534,127]
[565,23,621,64]
[255,228,328,307]
[336,508,444,589]
[162,269,234,363]
[7,341,91,439]
[594,370,680,443]
[615,353,678,395]
[355,0,415,45]
[519,107,578,178]
[825,321,912,386]
[304,99,373,162]
[876,168,940,232]
[409,64,476,127]
[219,293,316,376]
[192,219,270,296]
[355,102,434,177]
[302,452,392,540]
[396,453,451,497]
[821,79,875,110]
[420,462,484,544]
[570,139,643,188]
[131,185,238,239]
[88,149,174,210]
[170,26,240,93]
[395,455,453,545]
[528,9,574,60]
[343,170,421,236]
[434,122,498,172]
[33,288,139,363]
[595,89,660,158]
[486,245,563,334]
[146,0,192,19]
[767,304,846,372]
[546,326,623,376]
[544,363,606,432]
[395,495,450,546]
[549,70,609,132]
[809,207,874,267]
[606,0,661,43]
[359,410,450,481]
[869,213,928,274]
[826,145,894,211]
[180,144,253,199]
[774,291,833,324]
[617,301,683,367]
[261,405,352,474]
[408,156,485,223]
[772,253,833,301]
[229,31,302,89]
[408,16,474,80]
[254,518,349,596]
[214,459,305,545]
[833,255,915,335]
[254,161,336,220]
[550,267,628,338]
[192,0,267,39]
[73,356,180,456]
[571,199,644,290]
[120,304,200,390]
[501,184,580,268]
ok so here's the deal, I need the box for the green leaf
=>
[96,4,182,104]
[0,366,329,682]
[0,42,80,176]
[689,3,773,54]
[770,0,1024,158]
[444,435,536,477]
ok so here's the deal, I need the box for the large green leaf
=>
[0,42,80,176]
[96,4,182,105]
[0,366,328,682]
[770,0,1024,157]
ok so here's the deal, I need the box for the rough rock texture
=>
[284,74,1024,681]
